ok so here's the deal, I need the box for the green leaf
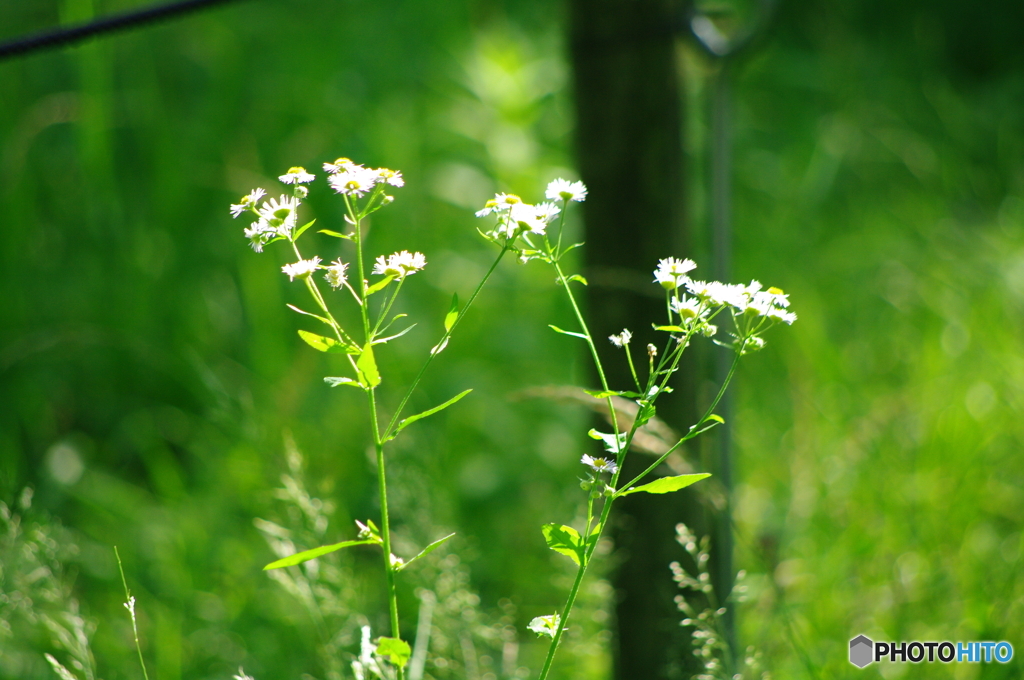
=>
[372,324,417,345]
[706,414,725,424]
[541,523,583,566]
[588,428,627,454]
[567,274,588,286]
[444,293,459,332]
[318,229,351,240]
[549,324,587,339]
[394,390,472,436]
[654,325,687,332]
[582,389,642,399]
[616,473,711,498]
[298,330,354,353]
[634,403,656,428]
[263,539,375,570]
[324,376,360,388]
[356,344,381,388]
[375,637,412,669]
[398,532,456,571]
[366,275,395,296]
[286,304,332,326]
[294,218,317,240]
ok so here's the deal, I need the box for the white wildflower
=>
[475,193,523,217]
[278,166,315,184]
[323,157,357,174]
[324,259,349,289]
[609,329,632,347]
[375,167,404,187]
[372,250,427,279]
[328,165,380,197]
[282,257,322,281]
[257,194,300,237]
[229,187,266,218]
[546,178,588,202]
[670,296,703,320]
[654,257,697,290]
[582,454,619,475]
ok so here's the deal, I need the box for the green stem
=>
[114,547,150,680]
[350,198,403,679]
[617,352,740,494]
[382,246,509,439]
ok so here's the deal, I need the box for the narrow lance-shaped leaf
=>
[264,539,376,570]
[444,293,459,332]
[366,275,395,296]
[293,218,317,240]
[615,473,711,498]
[324,376,360,388]
[549,324,588,340]
[567,274,588,286]
[397,532,456,571]
[357,343,382,388]
[375,637,412,669]
[541,523,584,566]
[287,304,332,326]
[298,330,356,354]
[372,324,417,345]
[318,229,352,240]
[583,388,642,399]
[391,389,473,439]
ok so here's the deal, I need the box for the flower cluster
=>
[476,193,561,239]
[231,191,302,253]
[372,250,427,279]
[650,258,796,352]
[475,178,588,250]
[324,157,404,197]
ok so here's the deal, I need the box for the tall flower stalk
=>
[231,159,509,679]
[474,179,796,679]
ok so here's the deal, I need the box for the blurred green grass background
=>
[1,0,1022,679]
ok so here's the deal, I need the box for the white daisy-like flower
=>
[258,194,300,234]
[229,187,266,218]
[282,257,321,281]
[533,201,561,223]
[328,165,380,197]
[686,279,745,307]
[546,178,588,202]
[278,166,315,184]
[609,329,632,347]
[653,257,697,290]
[508,202,552,235]
[670,296,703,320]
[582,454,619,475]
[324,259,349,289]
[375,167,404,187]
[372,250,427,279]
[475,193,523,217]
[323,157,357,174]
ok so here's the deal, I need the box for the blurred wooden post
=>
[568,1,706,677]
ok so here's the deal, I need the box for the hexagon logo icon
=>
[849,635,874,668]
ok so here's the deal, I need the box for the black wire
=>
[0,0,248,62]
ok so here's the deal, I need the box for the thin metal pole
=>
[709,58,737,672]
[0,0,247,61]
